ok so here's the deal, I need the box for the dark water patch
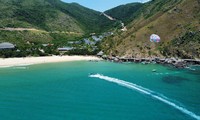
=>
[187,70,200,76]
[162,75,189,84]
[167,66,183,72]
[185,67,200,76]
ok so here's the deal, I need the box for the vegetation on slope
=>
[1,0,199,59]
[160,31,200,59]
[52,2,115,33]
[0,0,116,57]
[102,0,200,58]
[105,3,143,24]
[0,0,83,32]
[0,30,82,57]
[0,0,115,33]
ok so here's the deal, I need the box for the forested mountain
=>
[0,0,114,33]
[1,0,200,58]
[101,0,200,59]
[0,0,116,57]
[105,3,143,24]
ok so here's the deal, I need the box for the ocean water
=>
[0,61,199,120]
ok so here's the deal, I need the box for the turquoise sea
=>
[0,61,200,120]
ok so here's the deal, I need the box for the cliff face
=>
[102,0,200,59]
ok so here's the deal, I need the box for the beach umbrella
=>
[150,34,160,43]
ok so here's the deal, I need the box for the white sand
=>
[0,56,101,67]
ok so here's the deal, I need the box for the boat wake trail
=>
[89,74,200,120]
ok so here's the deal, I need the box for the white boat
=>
[152,69,157,72]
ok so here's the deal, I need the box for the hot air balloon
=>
[150,34,160,43]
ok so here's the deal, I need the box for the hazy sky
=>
[62,0,150,12]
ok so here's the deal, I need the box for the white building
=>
[0,42,15,49]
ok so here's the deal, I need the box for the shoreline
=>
[1,55,199,69]
[0,55,101,68]
[101,56,200,68]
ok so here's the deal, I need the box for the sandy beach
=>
[0,56,101,67]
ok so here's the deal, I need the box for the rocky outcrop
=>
[101,56,200,68]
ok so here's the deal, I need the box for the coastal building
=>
[0,42,15,49]
[92,36,102,42]
[58,47,74,51]
[102,32,114,37]
[68,41,81,44]
[97,51,104,57]
[83,39,91,44]
[42,44,54,47]
[84,39,95,45]
[42,44,49,47]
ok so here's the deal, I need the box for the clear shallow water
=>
[0,61,199,120]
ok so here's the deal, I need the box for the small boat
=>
[142,62,147,64]
[89,73,95,75]
[152,69,157,72]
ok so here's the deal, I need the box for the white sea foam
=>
[89,74,200,120]
[186,67,196,71]
[0,64,32,68]
[13,66,28,69]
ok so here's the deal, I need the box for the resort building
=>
[0,42,15,49]
[58,47,74,51]
[97,51,104,57]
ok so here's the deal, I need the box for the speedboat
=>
[152,69,157,72]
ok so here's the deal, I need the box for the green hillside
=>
[0,0,117,57]
[0,0,80,32]
[105,3,142,24]
[0,0,114,33]
[1,0,200,58]
[101,0,200,59]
